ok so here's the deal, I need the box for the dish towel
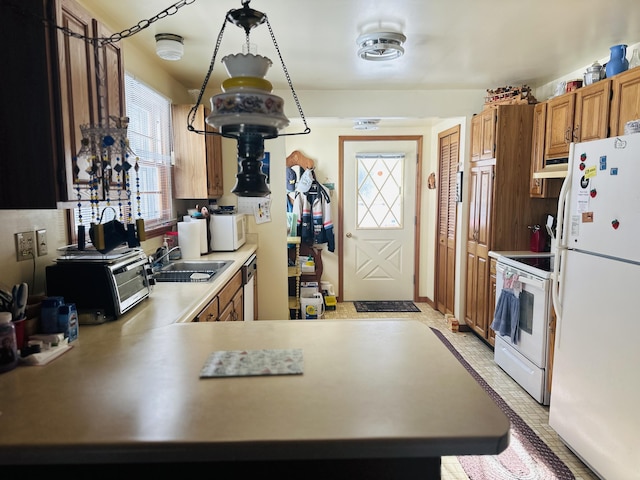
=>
[491,272,522,344]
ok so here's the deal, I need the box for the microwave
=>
[209,213,247,251]
[45,249,152,320]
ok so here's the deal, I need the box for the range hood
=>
[532,158,568,179]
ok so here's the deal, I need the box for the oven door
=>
[495,262,550,368]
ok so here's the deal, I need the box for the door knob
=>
[346,232,352,238]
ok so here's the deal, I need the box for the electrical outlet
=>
[36,229,48,256]
[15,231,35,261]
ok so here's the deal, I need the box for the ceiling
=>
[81,0,639,125]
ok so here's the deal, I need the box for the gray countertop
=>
[0,245,509,468]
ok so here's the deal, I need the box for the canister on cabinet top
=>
[0,312,18,373]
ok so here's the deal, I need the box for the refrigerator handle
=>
[551,142,575,349]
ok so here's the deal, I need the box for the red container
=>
[530,228,547,252]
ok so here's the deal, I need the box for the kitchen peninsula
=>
[0,244,509,478]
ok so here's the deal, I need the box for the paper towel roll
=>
[195,218,208,254]
[177,222,201,259]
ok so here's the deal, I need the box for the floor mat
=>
[353,301,420,313]
[431,327,575,480]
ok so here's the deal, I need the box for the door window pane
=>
[356,154,404,229]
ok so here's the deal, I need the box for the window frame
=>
[69,73,175,244]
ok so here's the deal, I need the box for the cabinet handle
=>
[573,125,579,141]
[564,127,572,143]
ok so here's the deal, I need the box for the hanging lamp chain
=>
[46,0,197,47]
[187,10,310,137]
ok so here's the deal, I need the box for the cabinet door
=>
[470,114,483,162]
[57,0,98,202]
[219,288,244,322]
[206,130,224,198]
[464,165,493,337]
[470,109,496,162]
[172,104,208,198]
[574,80,611,142]
[529,102,547,197]
[172,104,224,199]
[610,67,640,136]
[544,93,576,160]
[195,297,219,322]
[57,0,125,202]
[1,0,60,208]
[480,109,496,160]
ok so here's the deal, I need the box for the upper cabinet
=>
[610,67,640,136]
[470,109,496,161]
[171,104,223,199]
[531,81,610,197]
[57,0,126,203]
[0,0,124,209]
[544,92,577,160]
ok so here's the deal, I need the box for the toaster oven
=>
[45,248,153,320]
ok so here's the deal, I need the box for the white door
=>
[342,140,417,300]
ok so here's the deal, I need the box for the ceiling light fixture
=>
[188,0,310,197]
[353,119,380,131]
[155,33,184,61]
[356,32,406,61]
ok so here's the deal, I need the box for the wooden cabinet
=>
[0,0,124,208]
[470,109,496,161]
[57,0,126,203]
[218,287,243,322]
[193,269,244,322]
[574,80,611,143]
[195,296,219,323]
[610,67,640,136]
[544,81,611,161]
[465,164,493,340]
[172,104,223,199]
[544,93,576,160]
[464,104,558,346]
[530,103,548,197]
[529,103,563,199]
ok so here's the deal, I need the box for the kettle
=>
[584,62,605,86]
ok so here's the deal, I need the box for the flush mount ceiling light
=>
[353,119,380,131]
[155,33,184,61]
[356,32,406,61]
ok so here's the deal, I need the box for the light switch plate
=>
[15,231,35,261]
[36,229,48,256]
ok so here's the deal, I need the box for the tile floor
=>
[322,302,598,480]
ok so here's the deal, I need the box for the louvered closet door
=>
[435,126,460,315]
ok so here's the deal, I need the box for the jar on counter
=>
[165,231,181,260]
[0,312,18,373]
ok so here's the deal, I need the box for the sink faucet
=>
[152,246,181,269]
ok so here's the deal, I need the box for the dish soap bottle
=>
[0,312,18,373]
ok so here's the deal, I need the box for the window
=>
[72,74,173,240]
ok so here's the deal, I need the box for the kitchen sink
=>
[152,260,233,283]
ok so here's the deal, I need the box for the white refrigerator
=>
[551,133,640,480]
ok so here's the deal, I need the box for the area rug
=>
[430,328,575,480]
[353,301,420,312]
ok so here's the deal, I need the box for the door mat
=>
[430,328,576,480]
[353,301,420,313]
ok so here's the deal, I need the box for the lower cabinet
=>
[193,270,244,322]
